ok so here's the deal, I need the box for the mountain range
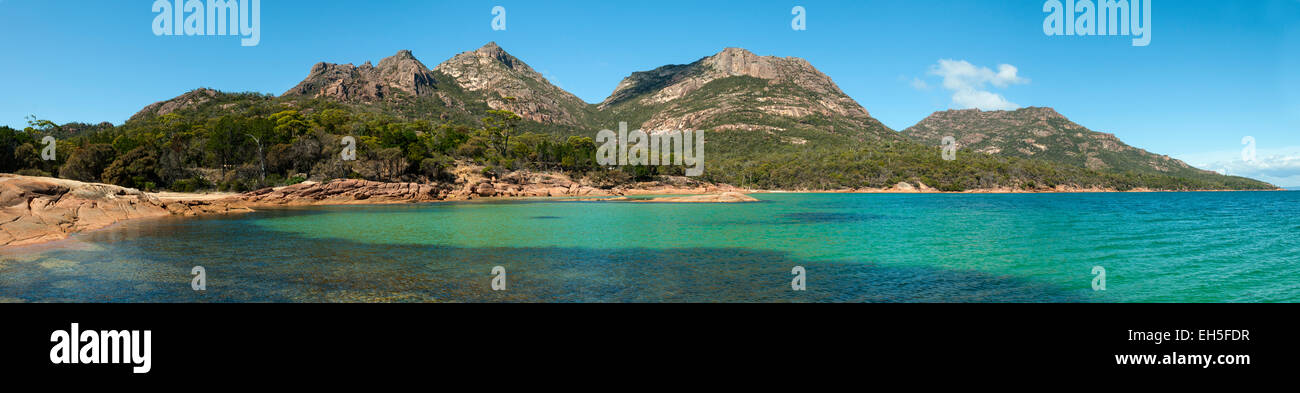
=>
[127,42,1273,190]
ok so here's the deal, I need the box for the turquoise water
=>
[2,192,1298,302]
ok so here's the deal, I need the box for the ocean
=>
[2,192,1297,302]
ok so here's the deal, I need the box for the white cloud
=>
[925,59,1028,111]
[1183,145,1300,187]
[951,89,1019,111]
[1211,154,1300,179]
[909,77,929,90]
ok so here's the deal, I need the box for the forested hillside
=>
[0,44,1276,192]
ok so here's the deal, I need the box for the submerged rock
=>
[629,192,759,203]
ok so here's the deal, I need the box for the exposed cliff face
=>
[277,43,597,127]
[276,44,893,141]
[282,50,443,102]
[902,107,1202,174]
[433,42,595,126]
[598,48,895,141]
[603,48,865,115]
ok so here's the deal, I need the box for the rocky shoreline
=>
[0,173,757,247]
[1,174,1281,247]
[0,175,253,247]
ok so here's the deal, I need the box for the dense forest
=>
[0,89,1276,193]
[1,92,617,193]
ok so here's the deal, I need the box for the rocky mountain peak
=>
[474,42,506,58]
[700,47,805,80]
[433,42,590,126]
[392,49,416,60]
[129,88,221,122]
[602,47,856,109]
[283,50,439,102]
[437,42,543,85]
[918,107,1069,127]
[598,47,886,139]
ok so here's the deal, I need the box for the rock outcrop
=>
[628,192,759,203]
[433,42,595,126]
[278,43,597,127]
[237,179,451,206]
[128,88,220,122]
[598,47,896,142]
[0,175,250,246]
[282,50,442,102]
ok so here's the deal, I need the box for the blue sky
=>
[2,0,1298,185]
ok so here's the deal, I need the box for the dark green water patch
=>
[0,216,1084,303]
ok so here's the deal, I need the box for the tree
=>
[564,136,596,171]
[374,147,407,181]
[101,146,161,190]
[419,153,453,181]
[24,115,57,134]
[269,110,309,137]
[205,116,242,178]
[480,108,521,159]
[312,109,350,134]
[245,133,266,184]
[58,144,116,182]
[0,126,35,172]
[13,143,43,171]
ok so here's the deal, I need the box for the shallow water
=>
[2,192,1297,302]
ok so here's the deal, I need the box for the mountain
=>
[130,88,223,122]
[140,45,890,144]
[279,43,595,128]
[902,107,1209,175]
[598,48,897,143]
[278,49,482,123]
[282,50,443,103]
[109,43,1275,192]
[433,42,596,127]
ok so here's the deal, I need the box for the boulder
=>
[474,182,496,197]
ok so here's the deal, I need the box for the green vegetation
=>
[0,87,1275,192]
[1,91,604,192]
[594,76,1273,191]
[701,131,1273,191]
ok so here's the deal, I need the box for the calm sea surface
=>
[2,192,1297,302]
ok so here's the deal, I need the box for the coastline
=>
[0,174,1283,248]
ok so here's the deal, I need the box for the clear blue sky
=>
[2,0,1298,184]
